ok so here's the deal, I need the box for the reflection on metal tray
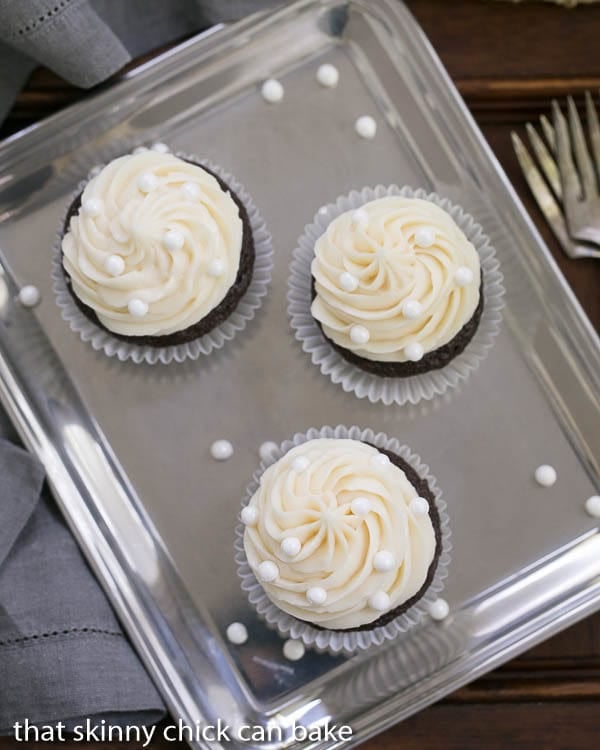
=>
[0,1,599,748]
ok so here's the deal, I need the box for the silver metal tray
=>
[1,1,599,747]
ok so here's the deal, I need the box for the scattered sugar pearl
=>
[18,285,40,308]
[104,255,125,277]
[584,495,600,518]
[351,208,369,228]
[261,78,284,103]
[454,266,474,286]
[350,324,370,345]
[163,229,184,251]
[429,598,450,621]
[355,115,377,139]
[534,464,557,487]
[283,639,305,661]
[415,227,435,248]
[369,591,390,611]
[410,496,430,515]
[292,455,310,472]
[226,622,248,645]
[138,172,158,193]
[128,299,148,317]
[259,441,278,461]
[82,198,102,217]
[373,550,395,572]
[339,272,359,292]
[371,453,390,468]
[405,342,424,362]
[402,299,423,319]
[151,142,169,153]
[316,63,339,88]
[306,586,327,605]
[351,497,372,515]
[281,536,302,558]
[241,506,258,526]
[211,439,234,461]
[182,182,200,200]
[257,560,279,583]
[208,259,225,277]
[132,146,148,155]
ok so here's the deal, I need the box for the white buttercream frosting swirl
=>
[243,438,437,629]
[310,197,481,361]
[62,151,243,337]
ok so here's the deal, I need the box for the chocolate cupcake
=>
[55,148,272,363]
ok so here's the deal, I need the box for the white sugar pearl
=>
[261,78,284,103]
[241,506,258,526]
[258,560,279,583]
[410,496,430,515]
[405,342,424,362]
[351,497,372,515]
[585,495,600,518]
[208,259,225,277]
[259,441,278,461]
[454,266,474,286]
[128,299,148,317]
[182,182,200,200]
[306,586,327,605]
[339,272,359,292]
[292,455,309,472]
[226,622,248,645]
[429,598,450,621]
[210,439,234,461]
[415,227,435,248]
[371,453,390,468]
[18,285,40,308]
[402,299,423,319]
[350,324,370,345]
[137,172,158,192]
[355,115,377,139]
[316,63,339,88]
[534,464,557,487]
[104,255,125,277]
[351,208,369,228]
[281,537,301,558]
[373,550,395,572]
[82,198,102,217]
[283,639,305,661]
[151,142,169,153]
[163,229,184,251]
[132,146,148,155]
[369,591,390,611]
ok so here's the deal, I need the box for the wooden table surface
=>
[1,1,599,749]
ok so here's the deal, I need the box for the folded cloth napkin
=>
[0,419,165,733]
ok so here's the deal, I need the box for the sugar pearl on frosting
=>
[351,497,372,515]
[402,299,423,319]
[281,536,302,558]
[292,455,310,472]
[82,198,102,217]
[405,342,424,362]
[163,229,184,251]
[208,259,225,277]
[339,271,359,292]
[415,227,435,247]
[261,78,284,103]
[371,452,390,468]
[351,208,369,229]
[18,285,40,308]
[373,550,395,572]
[258,560,279,583]
[429,598,450,621]
[410,496,430,515]
[128,299,148,317]
[210,439,233,461]
[350,324,370,345]
[259,441,278,461]
[369,591,390,611]
[534,464,557,487]
[306,586,327,605]
[104,255,125,277]
[132,146,148,155]
[137,172,158,192]
[241,506,258,526]
[226,622,248,645]
[585,495,600,518]
[355,115,377,139]
[316,63,339,88]
[182,181,200,200]
[283,639,305,661]
[454,266,474,286]
[151,142,169,153]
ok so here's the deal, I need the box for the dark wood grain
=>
[0,0,599,748]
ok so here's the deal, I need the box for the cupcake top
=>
[242,438,437,630]
[61,151,243,337]
[310,196,481,363]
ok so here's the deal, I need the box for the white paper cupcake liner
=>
[52,151,273,365]
[288,185,505,405]
[234,424,452,655]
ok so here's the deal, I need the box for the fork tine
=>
[567,95,598,198]
[540,114,556,153]
[585,90,600,178]
[526,122,562,198]
[553,99,581,206]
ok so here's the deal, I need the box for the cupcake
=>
[310,196,483,376]
[59,149,261,352]
[239,433,444,639]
